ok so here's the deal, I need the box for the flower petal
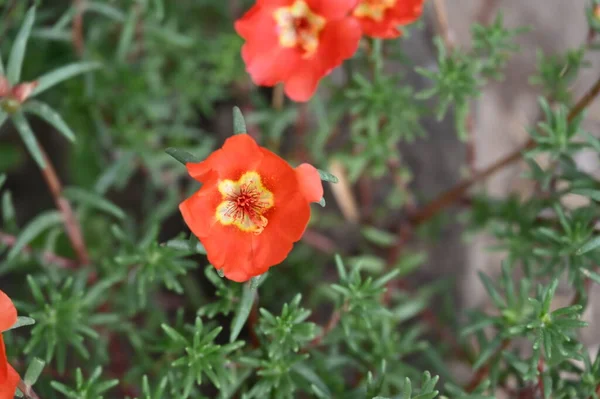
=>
[284,17,360,101]
[185,151,221,183]
[234,4,263,40]
[357,17,402,38]
[295,163,323,203]
[317,18,362,67]
[257,0,294,8]
[269,190,311,241]
[283,67,322,102]
[0,291,16,332]
[179,181,221,239]
[236,3,303,87]
[243,44,301,87]
[0,335,19,399]
[257,149,311,241]
[389,0,424,24]
[250,223,294,274]
[202,225,255,282]
[306,0,358,20]
[187,134,264,182]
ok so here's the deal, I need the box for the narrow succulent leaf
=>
[318,169,339,183]
[116,7,137,62]
[478,271,505,308]
[8,210,63,260]
[576,236,600,255]
[5,316,35,331]
[7,6,36,83]
[165,147,200,165]
[86,1,127,21]
[23,100,76,142]
[63,187,125,219]
[229,280,257,343]
[12,111,45,168]
[23,358,45,386]
[32,62,102,97]
[581,268,600,285]
[233,106,247,134]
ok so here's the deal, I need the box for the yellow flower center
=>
[215,171,274,234]
[273,0,326,57]
[353,0,396,21]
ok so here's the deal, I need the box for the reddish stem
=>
[38,148,90,267]
[465,339,510,392]
[411,73,600,227]
[17,380,41,399]
[537,358,546,398]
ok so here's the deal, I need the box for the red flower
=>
[352,0,424,39]
[179,134,323,282]
[235,0,362,102]
[0,290,19,399]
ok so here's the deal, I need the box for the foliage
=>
[1,1,600,399]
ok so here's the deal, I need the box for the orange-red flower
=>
[0,290,19,399]
[352,0,424,39]
[235,0,362,102]
[180,134,323,282]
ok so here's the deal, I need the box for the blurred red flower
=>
[0,290,19,399]
[352,0,424,39]
[235,0,361,102]
[180,134,323,282]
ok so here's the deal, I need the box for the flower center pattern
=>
[215,171,274,234]
[273,0,326,57]
[353,0,396,21]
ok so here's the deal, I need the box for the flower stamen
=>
[273,0,326,57]
[216,172,274,234]
[353,0,396,21]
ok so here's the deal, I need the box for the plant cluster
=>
[1,1,600,398]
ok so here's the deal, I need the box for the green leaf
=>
[116,7,137,62]
[7,6,36,83]
[362,226,397,247]
[233,106,247,134]
[473,337,502,370]
[581,268,600,285]
[23,358,45,386]
[12,111,45,169]
[63,187,125,219]
[317,169,339,183]
[293,362,331,398]
[7,210,63,260]
[165,148,200,165]
[229,279,257,343]
[478,272,505,308]
[32,62,102,97]
[318,197,326,207]
[23,100,75,142]
[576,235,600,255]
[335,254,347,281]
[5,316,35,331]
[85,2,126,22]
